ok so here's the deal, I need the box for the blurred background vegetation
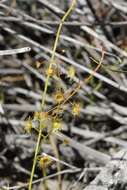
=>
[1,0,127,189]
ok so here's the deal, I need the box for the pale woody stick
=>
[0,47,31,56]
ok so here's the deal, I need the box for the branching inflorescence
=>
[25,0,105,190]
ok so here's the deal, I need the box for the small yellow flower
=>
[52,119,62,133]
[54,90,64,104]
[46,67,56,77]
[39,155,52,169]
[34,111,41,120]
[72,102,81,116]
[24,118,32,133]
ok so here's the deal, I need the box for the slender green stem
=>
[28,1,77,190]
[41,0,76,108]
[42,166,49,190]
[28,124,42,190]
